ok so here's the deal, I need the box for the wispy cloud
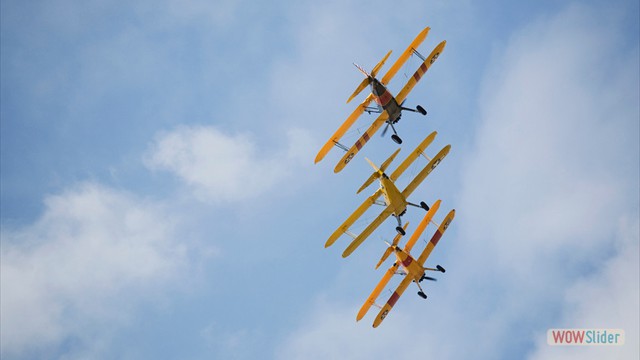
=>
[144,125,313,203]
[0,183,195,358]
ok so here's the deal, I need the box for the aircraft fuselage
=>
[370,78,402,123]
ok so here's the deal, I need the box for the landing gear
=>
[418,291,427,299]
[436,265,446,273]
[420,201,429,211]
[416,105,427,116]
[420,275,437,282]
[394,215,405,235]
[391,134,402,144]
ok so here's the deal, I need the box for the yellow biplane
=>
[324,131,450,257]
[314,26,447,173]
[357,203,455,328]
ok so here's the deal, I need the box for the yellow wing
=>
[372,275,413,328]
[401,144,451,199]
[417,209,455,266]
[334,111,388,173]
[325,189,382,248]
[342,206,394,258]
[315,94,375,164]
[404,199,441,254]
[389,131,437,182]
[395,40,447,105]
[380,27,430,85]
[357,262,398,321]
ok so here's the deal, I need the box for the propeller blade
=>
[421,276,437,282]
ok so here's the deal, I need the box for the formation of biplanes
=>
[315,27,455,328]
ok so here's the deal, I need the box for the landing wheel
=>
[418,291,427,299]
[416,105,427,116]
[420,201,429,211]
[436,265,446,273]
[391,134,402,144]
[396,226,406,236]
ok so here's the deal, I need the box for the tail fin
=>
[357,148,401,194]
[347,50,392,103]
[375,223,408,269]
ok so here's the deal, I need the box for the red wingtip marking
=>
[430,230,443,246]
[387,292,401,307]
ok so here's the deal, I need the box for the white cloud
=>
[277,3,639,359]
[275,296,446,360]
[144,125,313,203]
[527,216,639,360]
[0,183,192,358]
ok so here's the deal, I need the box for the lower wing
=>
[380,27,430,85]
[403,199,441,254]
[401,144,450,199]
[333,111,388,173]
[357,262,398,321]
[372,275,413,328]
[417,209,455,266]
[325,189,382,248]
[389,131,437,182]
[342,206,394,258]
[395,40,447,105]
[315,94,374,164]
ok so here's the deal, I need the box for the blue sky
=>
[1,0,638,359]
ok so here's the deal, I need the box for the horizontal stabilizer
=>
[375,222,408,270]
[347,77,370,104]
[347,50,391,103]
[357,148,401,194]
[371,50,392,78]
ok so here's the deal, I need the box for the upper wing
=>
[342,206,394,258]
[315,94,375,164]
[334,111,389,173]
[357,262,398,321]
[401,144,451,199]
[380,27,430,85]
[416,209,455,266]
[395,40,447,105]
[325,189,383,248]
[389,131,437,182]
[403,199,441,254]
[372,275,413,328]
